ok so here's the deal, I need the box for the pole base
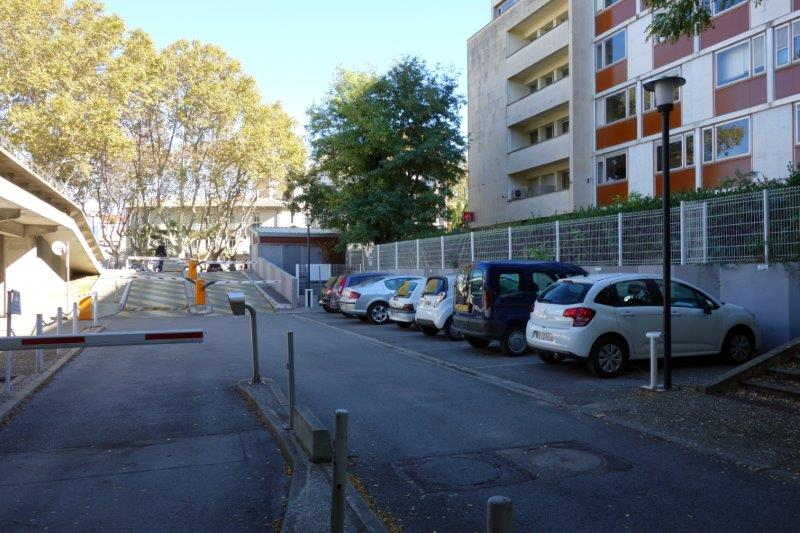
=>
[640,384,667,392]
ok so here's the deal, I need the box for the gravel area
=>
[580,387,800,479]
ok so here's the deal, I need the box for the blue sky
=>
[102,0,489,133]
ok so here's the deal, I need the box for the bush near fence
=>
[347,185,800,270]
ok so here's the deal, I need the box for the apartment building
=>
[468,0,800,226]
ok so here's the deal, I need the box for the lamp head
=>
[51,240,68,256]
[643,76,686,108]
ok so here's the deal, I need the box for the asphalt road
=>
[2,310,799,532]
[0,315,287,531]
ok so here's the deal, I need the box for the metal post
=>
[440,236,445,270]
[331,409,349,533]
[507,227,513,260]
[763,189,770,264]
[377,245,381,270]
[92,292,98,328]
[487,496,513,533]
[555,221,561,262]
[617,213,623,267]
[5,290,11,337]
[679,201,687,265]
[416,239,420,270]
[643,332,663,391]
[470,232,475,263]
[72,302,78,334]
[660,104,674,390]
[305,288,313,308]
[395,242,399,270]
[286,332,295,430]
[701,201,708,264]
[3,351,11,393]
[35,314,43,373]
[245,304,261,384]
[306,223,311,297]
[56,307,63,357]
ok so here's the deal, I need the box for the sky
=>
[101,0,489,135]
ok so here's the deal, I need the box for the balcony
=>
[506,134,570,175]
[505,22,570,80]
[507,77,570,127]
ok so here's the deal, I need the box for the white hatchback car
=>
[414,274,463,340]
[526,273,759,378]
[388,278,427,328]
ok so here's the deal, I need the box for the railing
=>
[251,256,297,307]
[347,186,800,270]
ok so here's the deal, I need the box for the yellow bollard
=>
[188,260,198,281]
[195,279,206,306]
[78,296,93,320]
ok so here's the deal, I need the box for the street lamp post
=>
[643,75,685,391]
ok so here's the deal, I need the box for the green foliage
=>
[289,57,466,247]
[645,0,764,41]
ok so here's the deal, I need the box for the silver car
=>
[339,275,426,324]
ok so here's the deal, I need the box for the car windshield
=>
[396,280,418,298]
[538,281,592,304]
[350,275,384,286]
[423,277,447,295]
[324,277,338,289]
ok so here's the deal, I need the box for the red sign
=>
[462,211,475,223]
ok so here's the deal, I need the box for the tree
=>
[291,57,466,246]
[646,0,764,41]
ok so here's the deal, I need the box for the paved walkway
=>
[0,315,287,531]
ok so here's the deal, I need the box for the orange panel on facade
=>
[654,168,697,197]
[596,118,637,150]
[702,156,752,189]
[642,103,682,138]
[597,181,628,206]
[595,0,636,36]
[775,63,800,100]
[715,75,767,116]
[653,36,694,69]
[596,60,628,93]
[796,0,800,10]
[700,4,750,50]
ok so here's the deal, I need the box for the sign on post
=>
[7,290,20,315]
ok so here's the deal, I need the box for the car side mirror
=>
[701,300,713,315]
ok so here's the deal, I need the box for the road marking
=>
[294,314,564,407]
[472,361,541,370]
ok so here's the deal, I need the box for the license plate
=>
[455,304,470,313]
[536,330,554,342]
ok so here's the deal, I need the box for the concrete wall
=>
[381,262,800,352]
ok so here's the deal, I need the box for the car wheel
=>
[466,336,491,349]
[397,322,411,329]
[368,302,389,325]
[501,328,528,356]
[538,351,566,365]
[445,319,463,341]
[722,329,755,364]
[421,326,439,336]
[587,337,628,378]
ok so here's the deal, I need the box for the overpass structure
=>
[0,140,104,334]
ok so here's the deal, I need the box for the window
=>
[708,0,747,15]
[531,272,555,295]
[614,280,661,307]
[539,21,554,37]
[702,117,751,163]
[544,123,555,140]
[559,170,570,190]
[775,20,800,68]
[596,30,626,70]
[497,273,521,296]
[558,117,570,135]
[538,281,592,305]
[557,64,569,80]
[715,35,765,87]
[596,0,621,10]
[597,152,627,184]
[512,170,570,200]
[423,277,447,296]
[655,132,695,172]
[495,0,518,17]
[396,281,418,298]
[529,129,539,145]
[599,86,636,124]
[796,104,800,145]
[542,72,554,87]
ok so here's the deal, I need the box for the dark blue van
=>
[452,261,587,356]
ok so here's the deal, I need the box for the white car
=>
[388,278,427,328]
[414,274,463,340]
[526,273,759,378]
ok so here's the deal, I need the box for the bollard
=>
[188,260,198,281]
[487,496,513,533]
[56,307,64,357]
[305,289,314,308]
[642,332,664,391]
[35,314,44,373]
[91,292,98,328]
[195,279,206,307]
[331,409,349,533]
[286,332,295,430]
[72,302,78,334]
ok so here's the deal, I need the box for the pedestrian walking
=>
[155,242,167,273]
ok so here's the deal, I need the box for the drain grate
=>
[394,441,632,494]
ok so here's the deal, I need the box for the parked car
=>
[453,261,587,356]
[414,274,463,340]
[387,278,427,328]
[339,275,426,324]
[330,272,388,314]
[526,273,759,378]
[319,276,341,313]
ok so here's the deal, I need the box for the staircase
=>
[707,339,800,408]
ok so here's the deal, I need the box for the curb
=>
[0,325,105,427]
[236,381,387,533]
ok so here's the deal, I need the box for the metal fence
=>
[346,186,800,270]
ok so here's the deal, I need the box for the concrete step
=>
[741,377,800,402]
[767,367,800,382]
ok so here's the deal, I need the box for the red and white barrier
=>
[0,330,204,351]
